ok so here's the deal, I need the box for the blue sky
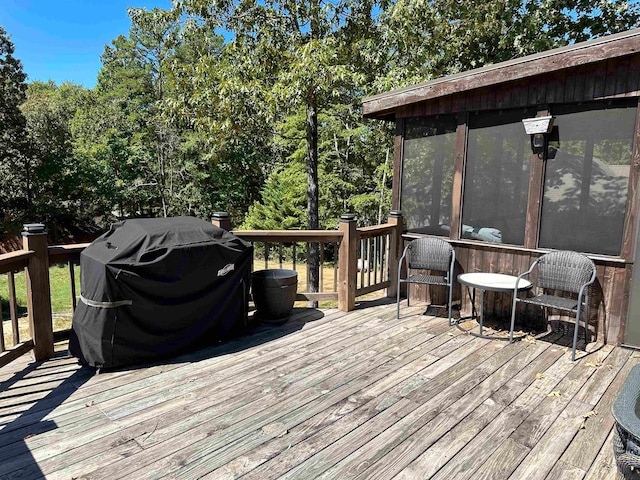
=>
[0,0,172,88]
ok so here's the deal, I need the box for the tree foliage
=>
[175,0,391,294]
[1,0,639,241]
[373,0,640,92]
[0,26,29,225]
[20,81,88,233]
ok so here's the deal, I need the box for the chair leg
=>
[397,279,401,319]
[509,298,518,343]
[571,310,581,362]
[584,300,590,343]
[447,283,453,326]
[407,282,410,307]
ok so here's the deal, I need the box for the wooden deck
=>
[0,300,635,479]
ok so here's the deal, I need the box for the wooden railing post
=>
[338,214,358,312]
[387,210,404,299]
[211,212,232,231]
[22,223,54,361]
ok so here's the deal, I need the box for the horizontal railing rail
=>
[48,243,90,264]
[0,250,34,274]
[356,224,396,240]
[232,230,343,243]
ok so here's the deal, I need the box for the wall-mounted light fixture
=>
[522,115,554,157]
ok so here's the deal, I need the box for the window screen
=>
[462,109,534,245]
[539,102,636,256]
[401,116,457,235]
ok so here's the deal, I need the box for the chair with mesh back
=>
[509,250,596,361]
[397,237,455,325]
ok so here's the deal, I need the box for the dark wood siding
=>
[391,120,404,211]
[394,56,640,119]
[364,30,640,118]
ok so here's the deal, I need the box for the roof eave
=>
[363,28,640,120]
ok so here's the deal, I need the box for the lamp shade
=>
[522,116,554,134]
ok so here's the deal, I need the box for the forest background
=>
[1,0,640,244]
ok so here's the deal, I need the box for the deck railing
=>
[47,243,90,314]
[0,212,404,367]
[0,225,54,367]
[221,211,403,310]
[230,230,343,303]
[356,224,395,296]
[0,248,35,366]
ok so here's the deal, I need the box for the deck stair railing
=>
[0,212,404,368]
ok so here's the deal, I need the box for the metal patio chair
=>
[397,237,455,325]
[509,250,596,361]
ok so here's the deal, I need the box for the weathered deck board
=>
[584,428,619,480]
[87,315,443,478]
[346,335,563,480]
[1,307,418,476]
[0,300,634,480]
[324,344,547,479]
[556,349,637,473]
[391,342,565,480]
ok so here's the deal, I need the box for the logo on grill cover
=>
[217,263,235,277]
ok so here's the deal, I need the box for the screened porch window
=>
[401,116,457,235]
[461,109,534,245]
[539,101,637,256]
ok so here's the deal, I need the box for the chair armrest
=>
[512,263,537,298]
[448,248,456,284]
[398,244,411,279]
[576,268,597,306]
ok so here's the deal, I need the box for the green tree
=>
[161,19,266,222]
[71,6,265,226]
[99,8,181,218]
[177,0,385,296]
[20,81,90,233]
[375,0,640,91]
[78,7,211,219]
[270,106,392,229]
[242,163,308,230]
[0,26,29,226]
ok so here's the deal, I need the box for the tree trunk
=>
[306,96,320,307]
[306,0,321,307]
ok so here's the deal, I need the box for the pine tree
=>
[0,26,30,224]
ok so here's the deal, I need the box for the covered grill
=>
[69,216,253,369]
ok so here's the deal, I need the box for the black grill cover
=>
[69,217,253,369]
